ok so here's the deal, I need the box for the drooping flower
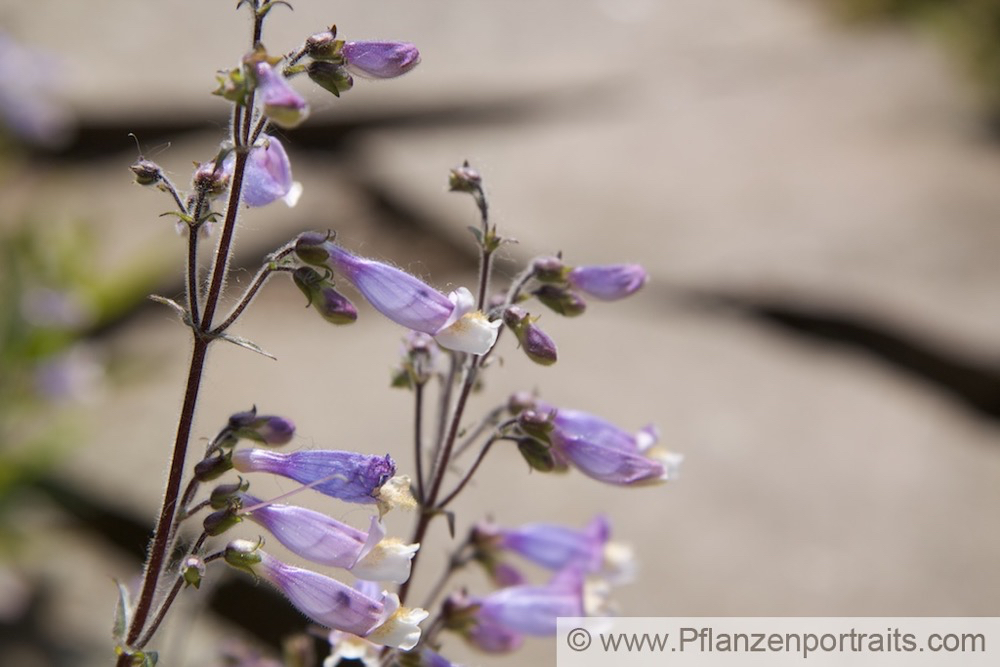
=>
[466,616,524,654]
[250,61,309,128]
[516,398,681,486]
[223,541,425,649]
[239,495,418,583]
[222,135,301,208]
[566,264,647,301]
[487,516,635,585]
[341,41,420,79]
[469,566,589,638]
[231,448,396,505]
[312,241,454,334]
[294,236,499,354]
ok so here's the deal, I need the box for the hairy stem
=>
[413,382,426,503]
[134,533,208,649]
[118,122,253,667]
[120,335,207,656]
[398,359,479,606]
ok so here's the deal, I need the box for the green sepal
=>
[517,437,556,472]
[390,366,414,390]
[213,68,249,106]
[203,507,243,536]
[182,561,204,589]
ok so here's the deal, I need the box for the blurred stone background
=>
[1,0,999,665]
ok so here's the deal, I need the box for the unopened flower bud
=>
[228,407,295,446]
[507,391,537,415]
[210,479,249,509]
[130,158,162,186]
[307,61,354,97]
[448,161,482,193]
[517,409,554,442]
[181,555,206,589]
[304,27,343,60]
[315,284,358,325]
[567,264,648,301]
[517,437,557,472]
[531,256,567,283]
[293,267,357,325]
[194,451,234,482]
[503,307,558,366]
[223,539,263,575]
[192,159,229,199]
[533,285,586,317]
[294,231,333,265]
[341,41,420,79]
[204,507,243,536]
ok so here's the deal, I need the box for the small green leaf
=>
[217,333,277,360]
[112,579,130,642]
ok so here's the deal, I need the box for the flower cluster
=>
[117,4,684,667]
[193,409,425,650]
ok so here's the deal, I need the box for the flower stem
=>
[119,335,208,659]
[413,381,426,503]
[117,121,253,667]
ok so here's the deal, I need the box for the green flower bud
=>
[307,61,354,97]
[203,507,243,537]
[533,284,586,317]
[223,539,263,576]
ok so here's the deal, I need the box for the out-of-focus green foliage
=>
[829,0,1000,117]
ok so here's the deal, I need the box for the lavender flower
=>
[250,61,309,128]
[567,264,648,301]
[315,241,454,334]
[228,408,295,446]
[296,237,499,354]
[224,541,426,649]
[524,400,682,486]
[468,566,590,640]
[231,448,396,505]
[491,516,635,584]
[222,135,301,208]
[341,41,420,79]
[240,495,418,583]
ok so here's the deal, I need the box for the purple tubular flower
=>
[321,243,454,334]
[499,516,609,573]
[531,401,679,486]
[419,649,462,667]
[474,566,585,637]
[467,616,524,654]
[222,135,296,208]
[341,41,420,79]
[252,62,309,128]
[567,264,648,300]
[240,495,417,583]
[257,550,387,636]
[240,493,367,566]
[239,547,426,648]
[231,449,395,504]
